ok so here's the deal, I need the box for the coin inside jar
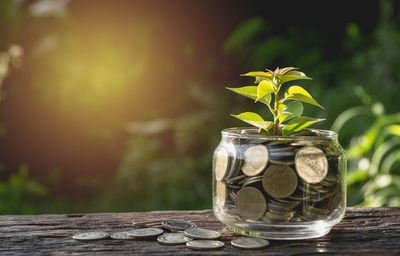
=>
[295,146,328,184]
[214,146,230,181]
[241,145,269,176]
[231,237,270,249]
[216,181,227,207]
[186,240,225,250]
[235,187,267,220]
[262,165,298,199]
[184,228,220,240]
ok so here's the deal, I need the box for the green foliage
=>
[0,164,48,214]
[228,67,324,136]
[334,103,400,207]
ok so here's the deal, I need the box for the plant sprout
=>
[227,67,324,136]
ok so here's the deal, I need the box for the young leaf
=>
[280,70,311,84]
[282,117,325,136]
[279,101,304,123]
[231,112,273,132]
[278,67,298,75]
[241,71,273,80]
[284,85,324,109]
[256,80,275,102]
[226,86,271,106]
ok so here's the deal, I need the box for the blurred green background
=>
[0,0,400,214]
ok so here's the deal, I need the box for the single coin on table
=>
[295,146,328,184]
[184,228,220,240]
[231,237,270,249]
[72,232,109,241]
[161,219,197,231]
[110,231,136,240]
[157,233,193,245]
[262,165,298,199]
[241,145,269,176]
[236,187,267,220]
[186,240,225,250]
[127,228,163,238]
[214,146,230,181]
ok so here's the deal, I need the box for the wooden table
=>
[1,207,399,255]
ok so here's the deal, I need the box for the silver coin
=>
[216,181,227,207]
[226,143,242,179]
[157,232,193,245]
[214,146,230,181]
[231,237,270,249]
[295,146,328,184]
[72,232,109,241]
[127,228,163,238]
[110,232,135,240]
[184,228,220,240]
[186,240,225,250]
[161,219,197,231]
[241,145,269,176]
[235,187,267,220]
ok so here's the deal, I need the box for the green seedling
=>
[227,67,324,136]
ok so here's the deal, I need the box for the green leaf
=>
[279,101,303,123]
[280,71,311,84]
[226,86,271,106]
[231,112,273,132]
[241,71,273,80]
[282,117,325,136]
[256,80,275,102]
[284,85,324,109]
[279,67,298,75]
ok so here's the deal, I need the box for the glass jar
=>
[212,127,346,240]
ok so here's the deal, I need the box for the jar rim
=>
[221,127,338,141]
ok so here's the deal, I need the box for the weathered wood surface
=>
[0,207,399,255]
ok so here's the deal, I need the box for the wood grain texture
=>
[0,207,399,255]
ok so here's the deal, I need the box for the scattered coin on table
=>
[157,232,193,245]
[231,237,270,249]
[72,232,109,241]
[161,219,197,231]
[186,240,225,250]
[110,232,136,240]
[127,228,164,238]
[184,228,220,240]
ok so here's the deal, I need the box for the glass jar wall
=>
[212,127,346,240]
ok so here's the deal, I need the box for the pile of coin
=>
[214,139,344,223]
[72,219,270,251]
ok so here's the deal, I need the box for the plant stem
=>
[271,85,281,136]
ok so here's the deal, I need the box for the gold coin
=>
[262,165,298,199]
[215,181,227,207]
[235,187,266,220]
[295,146,328,184]
[241,145,269,176]
[214,146,230,181]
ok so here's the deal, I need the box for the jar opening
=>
[221,127,337,141]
